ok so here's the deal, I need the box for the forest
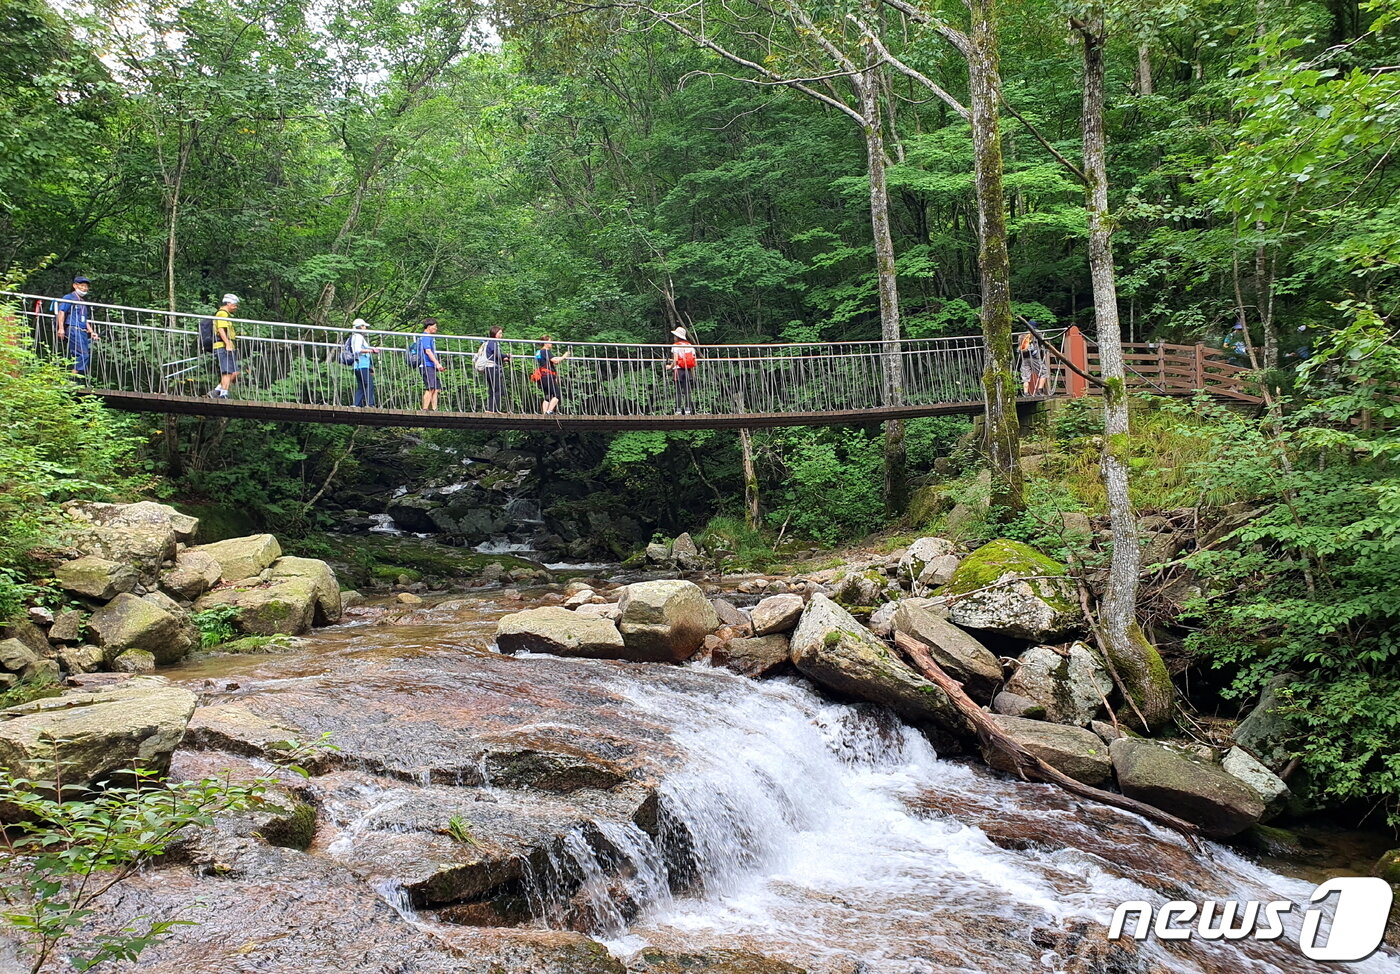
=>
[2,2,1400,960]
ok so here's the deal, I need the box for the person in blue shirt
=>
[54,276,97,376]
[483,325,510,412]
[417,318,444,410]
[534,336,571,414]
[349,318,381,407]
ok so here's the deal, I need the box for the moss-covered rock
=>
[88,592,193,664]
[1110,738,1265,839]
[939,539,1085,641]
[189,533,283,583]
[1374,849,1400,886]
[55,555,138,601]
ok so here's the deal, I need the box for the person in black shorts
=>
[534,336,571,414]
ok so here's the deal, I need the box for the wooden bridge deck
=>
[88,389,1008,430]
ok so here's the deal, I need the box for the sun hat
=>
[672,326,688,340]
[222,293,240,305]
[353,318,370,328]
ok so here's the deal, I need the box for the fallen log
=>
[892,630,1201,845]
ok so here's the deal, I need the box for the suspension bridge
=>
[6,292,1261,431]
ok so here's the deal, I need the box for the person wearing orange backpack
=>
[667,326,698,414]
[1017,327,1049,397]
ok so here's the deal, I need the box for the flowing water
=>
[150,590,1400,974]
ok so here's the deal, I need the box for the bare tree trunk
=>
[1078,8,1173,731]
[1136,43,1153,96]
[967,0,1022,516]
[738,426,760,530]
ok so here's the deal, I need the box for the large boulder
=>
[48,608,85,644]
[616,580,720,662]
[937,539,1085,641]
[385,496,440,534]
[67,500,198,542]
[495,606,626,659]
[1110,738,1266,839]
[87,593,193,664]
[833,568,897,608]
[891,601,1003,703]
[1222,746,1290,820]
[984,715,1113,787]
[1003,643,1112,727]
[0,675,196,796]
[55,555,137,601]
[189,534,283,584]
[897,537,958,584]
[1232,673,1298,772]
[195,556,341,637]
[750,594,804,636]
[671,532,705,572]
[714,634,790,679]
[160,550,223,601]
[0,638,58,682]
[789,594,968,736]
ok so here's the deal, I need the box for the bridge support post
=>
[1064,326,1089,397]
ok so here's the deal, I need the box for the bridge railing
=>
[5,291,994,418]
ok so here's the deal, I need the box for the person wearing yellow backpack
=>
[667,326,698,414]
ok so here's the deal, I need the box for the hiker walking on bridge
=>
[209,293,240,399]
[415,318,444,411]
[534,336,570,415]
[54,276,97,376]
[350,318,381,407]
[482,325,509,412]
[667,326,698,414]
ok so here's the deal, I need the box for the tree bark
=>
[1136,43,1153,96]
[967,0,1022,516]
[1078,8,1173,731]
[738,426,760,530]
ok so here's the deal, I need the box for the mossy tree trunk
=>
[1077,7,1172,730]
[968,0,1022,516]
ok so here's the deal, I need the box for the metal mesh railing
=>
[7,291,997,419]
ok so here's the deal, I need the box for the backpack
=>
[338,336,357,366]
[198,316,215,353]
[674,343,696,369]
[406,337,422,368]
[472,344,491,372]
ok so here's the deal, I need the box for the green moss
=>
[212,634,295,654]
[1376,848,1400,885]
[944,538,1075,613]
[823,631,842,649]
[260,800,317,850]
[1108,624,1175,732]
[371,564,422,582]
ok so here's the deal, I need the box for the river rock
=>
[616,580,720,662]
[56,644,105,674]
[68,500,198,542]
[937,539,1085,641]
[991,690,1046,720]
[48,608,85,644]
[1222,746,1290,819]
[983,715,1113,787]
[564,588,597,608]
[711,598,750,632]
[891,601,1003,703]
[645,541,672,565]
[190,533,283,583]
[496,606,627,659]
[898,537,958,589]
[714,634,790,679]
[629,949,808,974]
[911,555,962,597]
[55,555,138,600]
[833,569,893,608]
[0,675,196,794]
[0,618,49,659]
[1110,738,1266,839]
[112,648,157,673]
[1003,643,1112,727]
[88,592,193,664]
[672,532,705,571]
[751,594,804,636]
[789,595,967,736]
[160,549,223,600]
[0,638,57,681]
[1231,672,1298,772]
[195,556,341,636]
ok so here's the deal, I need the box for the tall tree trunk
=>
[738,426,760,530]
[1136,43,1153,96]
[855,13,907,515]
[967,0,1022,516]
[1079,8,1172,731]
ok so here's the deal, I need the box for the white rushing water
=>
[537,664,1400,974]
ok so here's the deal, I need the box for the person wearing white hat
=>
[667,325,698,414]
[349,318,382,407]
[209,293,240,399]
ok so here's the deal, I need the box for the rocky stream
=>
[4,572,1399,974]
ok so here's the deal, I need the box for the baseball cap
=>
[353,318,370,328]
[73,276,90,284]
[222,293,240,305]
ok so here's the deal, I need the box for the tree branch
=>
[1000,98,1087,183]
[856,19,968,118]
